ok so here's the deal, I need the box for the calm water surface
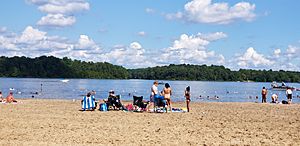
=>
[1,78,299,103]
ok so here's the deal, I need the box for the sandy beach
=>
[0,99,299,145]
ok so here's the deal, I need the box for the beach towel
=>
[82,96,95,110]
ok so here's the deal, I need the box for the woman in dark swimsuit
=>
[185,86,191,112]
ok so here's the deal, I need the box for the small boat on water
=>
[61,79,69,83]
[271,81,299,91]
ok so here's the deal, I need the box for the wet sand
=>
[0,99,299,145]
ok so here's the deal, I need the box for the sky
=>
[0,0,300,71]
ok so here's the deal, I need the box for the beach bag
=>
[99,103,108,111]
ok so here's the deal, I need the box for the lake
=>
[0,78,300,103]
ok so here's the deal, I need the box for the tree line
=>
[0,56,300,82]
[0,56,128,79]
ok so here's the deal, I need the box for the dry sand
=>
[0,99,300,145]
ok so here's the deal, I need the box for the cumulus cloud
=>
[273,49,281,58]
[0,26,102,61]
[37,14,76,27]
[18,26,47,44]
[159,32,227,65]
[28,0,89,27]
[286,45,299,58]
[37,1,89,14]
[98,42,154,68]
[166,0,256,24]
[237,47,274,68]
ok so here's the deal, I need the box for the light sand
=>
[0,99,299,145]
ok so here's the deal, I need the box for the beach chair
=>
[105,95,124,110]
[133,95,149,111]
[82,95,96,111]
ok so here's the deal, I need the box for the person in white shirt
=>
[148,81,158,110]
[271,93,278,103]
[286,88,293,104]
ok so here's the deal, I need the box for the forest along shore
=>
[0,99,299,145]
[1,56,300,82]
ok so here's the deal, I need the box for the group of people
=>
[0,91,18,103]
[81,80,192,112]
[150,81,190,112]
[261,86,293,104]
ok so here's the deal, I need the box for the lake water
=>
[1,78,300,103]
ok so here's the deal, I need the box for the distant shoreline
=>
[1,56,300,82]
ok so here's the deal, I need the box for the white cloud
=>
[286,45,298,58]
[237,47,274,68]
[0,26,102,61]
[28,0,89,27]
[166,0,256,24]
[273,49,281,58]
[137,31,146,37]
[159,32,226,65]
[145,8,155,14]
[76,35,100,51]
[37,14,76,27]
[98,42,154,68]
[18,26,47,43]
[37,1,89,14]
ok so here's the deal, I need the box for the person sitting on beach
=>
[105,90,124,110]
[6,92,17,103]
[271,93,278,103]
[163,83,172,112]
[91,90,97,110]
[261,87,267,103]
[185,86,191,112]
[286,88,293,104]
[81,92,95,111]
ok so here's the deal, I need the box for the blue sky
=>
[0,0,300,70]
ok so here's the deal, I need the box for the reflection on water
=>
[0,78,299,103]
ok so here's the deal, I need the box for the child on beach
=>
[261,87,267,103]
[185,86,191,112]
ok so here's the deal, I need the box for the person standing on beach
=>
[163,83,172,112]
[150,81,159,111]
[286,88,293,104]
[185,86,191,112]
[261,87,267,103]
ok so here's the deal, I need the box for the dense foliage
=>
[0,56,128,79]
[0,56,299,82]
[129,64,300,82]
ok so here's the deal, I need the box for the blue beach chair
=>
[81,93,95,111]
